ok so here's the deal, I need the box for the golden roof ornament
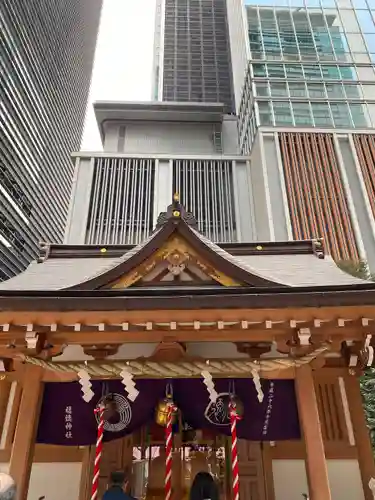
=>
[155,194,198,230]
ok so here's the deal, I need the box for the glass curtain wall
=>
[242,0,375,130]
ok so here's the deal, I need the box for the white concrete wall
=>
[102,119,239,155]
[222,116,240,154]
[103,121,217,155]
[0,462,82,500]
[64,157,95,245]
[260,133,293,241]
[226,0,249,113]
[335,135,375,268]
[249,133,272,241]
[272,459,365,500]
[28,463,82,500]
[151,0,164,101]
[0,463,9,473]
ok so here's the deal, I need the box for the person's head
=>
[109,471,128,491]
[0,474,16,500]
[189,472,219,500]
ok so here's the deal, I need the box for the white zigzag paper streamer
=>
[365,335,374,367]
[120,369,139,402]
[201,370,218,403]
[78,370,94,403]
[251,368,264,403]
[368,477,375,499]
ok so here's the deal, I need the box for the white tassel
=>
[251,368,264,403]
[201,370,218,403]
[120,368,139,402]
[368,477,375,499]
[77,370,94,403]
[365,335,374,367]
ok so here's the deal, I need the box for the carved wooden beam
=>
[0,310,374,330]
[83,345,120,359]
[149,342,187,362]
[0,322,369,341]
[235,342,272,358]
[23,332,46,355]
[0,358,14,373]
[0,318,366,334]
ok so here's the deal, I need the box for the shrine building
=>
[0,196,374,500]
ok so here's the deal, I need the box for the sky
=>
[81,0,156,151]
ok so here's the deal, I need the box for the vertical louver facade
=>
[172,159,237,242]
[0,0,102,279]
[353,135,375,220]
[85,158,156,246]
[279,133,359,262]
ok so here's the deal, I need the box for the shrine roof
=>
[0,197,370,302]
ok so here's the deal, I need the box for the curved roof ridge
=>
[1,199,360,292]
[65,228,164,290]
[234,253,367,288]
[63,195,288,290]
[189,228,287,286]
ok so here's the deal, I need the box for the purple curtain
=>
[37,378,300,446]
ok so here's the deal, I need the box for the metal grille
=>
[173,159,237,242]
[162,0,235,113]
[86,158,155,245]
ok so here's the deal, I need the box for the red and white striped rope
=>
[165,403,175,500]
[91,406,105,500]
[230,402,240,500]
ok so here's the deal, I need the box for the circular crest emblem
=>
[204,393,231,426]
[95,393,132,432]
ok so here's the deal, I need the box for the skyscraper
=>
[228,0,375,268]
[240,0,375,136]
[152,0,235,112]
[0,0,102,279]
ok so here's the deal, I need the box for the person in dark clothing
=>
[189,472,219,500]
[102,471,137,500]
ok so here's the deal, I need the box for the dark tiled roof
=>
[235,255,364,287]
[0,199,367,292]
[0,243,364,292]
[0,258,118,291]
[0,229,162,291]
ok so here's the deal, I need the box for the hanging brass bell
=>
[101,394,118,422]
[155,398,178,427]
[230,395,244,419]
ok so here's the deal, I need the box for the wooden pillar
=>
[0,380,11,438]
[295,365,331,500]
[5,383,22,450]
[79,446,95,500]
[9,365,44,500]
[262,442,275,500]
[345,374,375,500]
